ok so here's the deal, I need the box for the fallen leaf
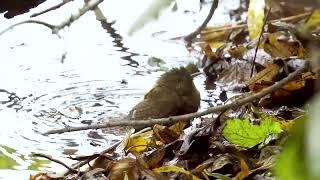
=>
[247,62,281,90]
[223,116,283,148]
[125,130,157,153]
[235,159,249,180]
[263,31,306,58]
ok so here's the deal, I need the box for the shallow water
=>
[0,0,240,176]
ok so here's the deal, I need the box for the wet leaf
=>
[153,165,200,180]
[223,116,283,148]
[247,0,265,39]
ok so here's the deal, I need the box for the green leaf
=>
[223,116,282,148]
[247,0,265,39]
[274,115,308,180]
[128,0,173,36]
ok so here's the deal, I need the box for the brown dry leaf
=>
[169,121,187,135]
[235,159,250,180]
[152,121,186,144]
[248,63,281,91]
[259,72,320,107]
[153,124,180,144]
[30,173,52,180]
[107,158,161,180]
[228,45,247,59]
[200,43,219,58]
[143,147,166,169]
[263,31,306,58]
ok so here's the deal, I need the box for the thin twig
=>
[44,63,308,135]
[0,0,104,36]
[31,0,74,17]
[184,0,219,43]
[250,7,271,77]
[31,152,78,173]
[0,20,56,36]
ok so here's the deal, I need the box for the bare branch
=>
[0,20,55,36]
[44,63,308,135]
[31,0,75,17]
[184,0,219,43]
[52,0,104,34]
[0,0,104,36]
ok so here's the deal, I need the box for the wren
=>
[128,67,201,120]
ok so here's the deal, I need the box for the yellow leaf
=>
[125,130,154,153]
[304,9,320,31]
[208,42,225,50]
[200,31,226,42]
[248,0,265,39]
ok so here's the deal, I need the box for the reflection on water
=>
[99,19,141,67]
[0,0,240,175]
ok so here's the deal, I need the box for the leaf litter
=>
[30,1,320,180]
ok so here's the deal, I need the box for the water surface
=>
[0,0,240,176]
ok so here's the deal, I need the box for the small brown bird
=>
[128,67,200,120]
